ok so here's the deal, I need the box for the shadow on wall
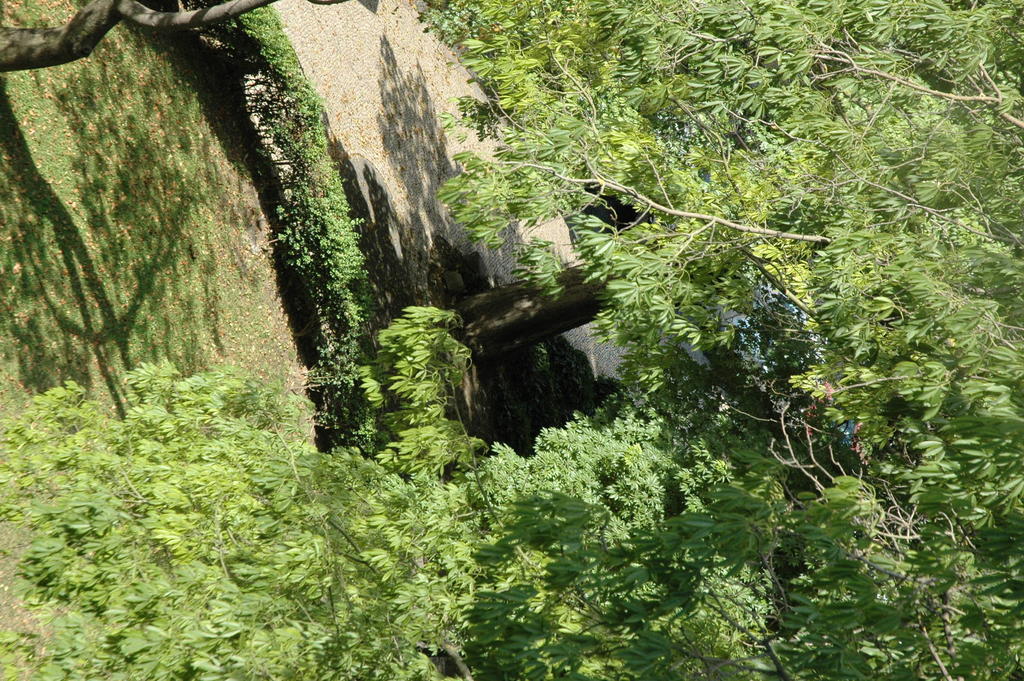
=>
[327,141,420,329]
[328,136,484,336]
[319,22,609,441]
[370,34,547,292]
[325,34,478,333]
[375,35,458,249]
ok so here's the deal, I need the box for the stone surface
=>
[274,0,621,376]
[443,270,465,293]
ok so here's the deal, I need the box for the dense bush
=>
[482,410,728,538]
[0,308,763,680]
[0,364,481,680]
[0,366,350,678]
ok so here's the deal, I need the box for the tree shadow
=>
[328,139,419,331]
[373,39,462,294]
[359,35,604,442]
[0,79,147,414]
[320,35,470,335]
[375,34,566,287]
[0,20,268,412]
[375,36,459,240]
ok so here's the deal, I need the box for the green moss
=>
[201,9,376,449]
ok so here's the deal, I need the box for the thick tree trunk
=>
[0,0,305,72]
[456,266,603,360]
[0,0,123,71]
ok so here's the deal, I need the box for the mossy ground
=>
[0,0,307,422]
[0,0,311,646]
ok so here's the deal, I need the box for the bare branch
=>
[495,160,832,245]
[117,0,281,31]
[816,50,999,104]
[739,247,816,318]
[441,641,476,681]
[919,617,958,681]
[816,48,1024,133]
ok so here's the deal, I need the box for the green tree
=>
[8,0,1024,677]
[0,364,485,680]
[1,311,747,680]
[422,0,1024,677]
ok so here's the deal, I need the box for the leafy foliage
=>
[0,364,485,680]
[467,411,756,681]
[0,298,755,680]
[8,0,1024,677]
[0,293,858,681]
[425,0,1024,676]
[468,495,767,681]
[0,365,348,679]
[482,410,727,537]
[361,306,484,475]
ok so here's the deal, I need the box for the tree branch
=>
[494,160,832,245]
[762,640,794,681]
[817,51,999,103]
[816,48,1024,133]
[0,0,123,71]
[117,0,280,31]
[919,617,958,681]
[0,0,348,72]
[739,247,816,319]
[441,641,475,681]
